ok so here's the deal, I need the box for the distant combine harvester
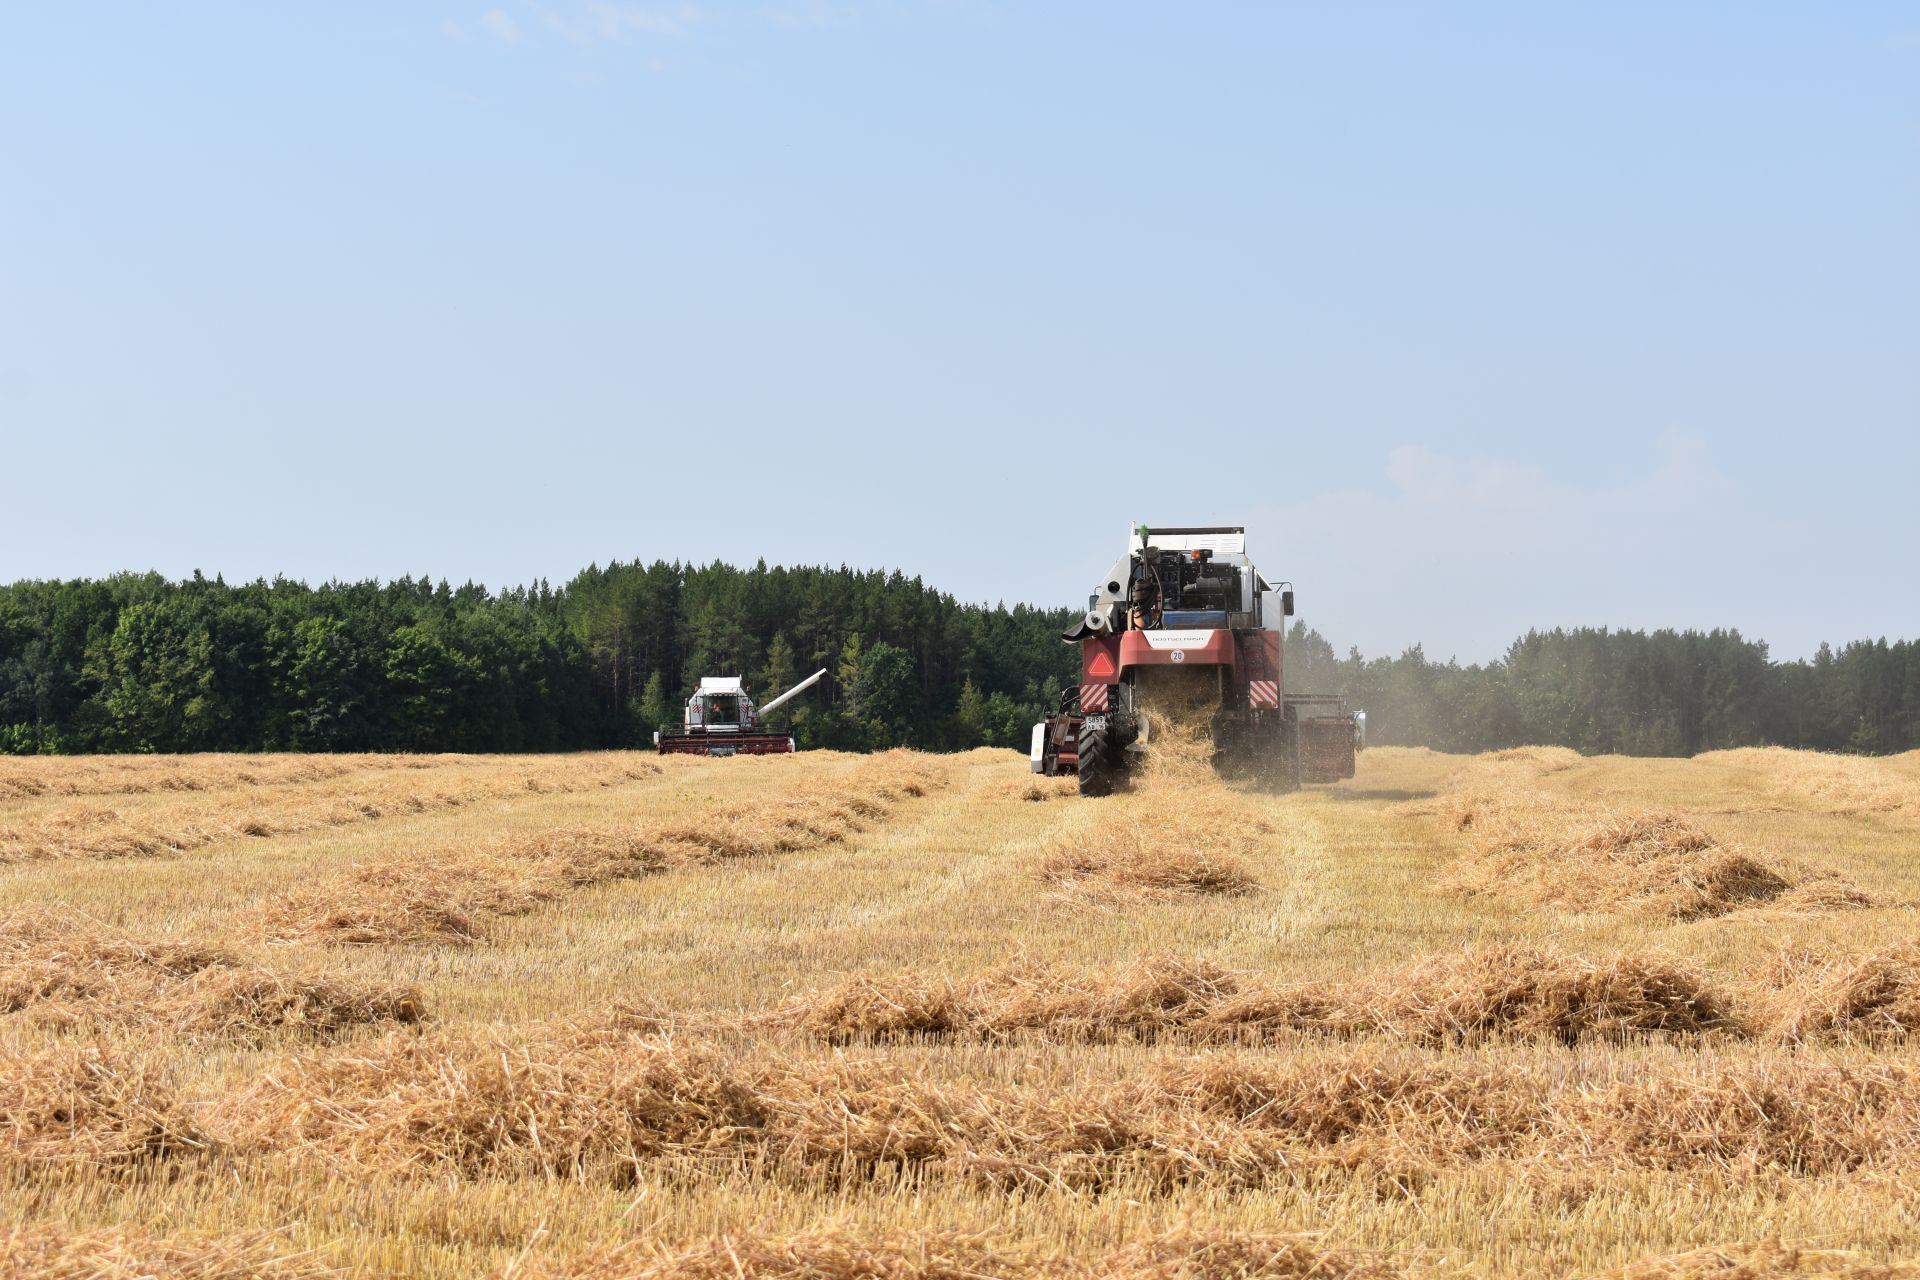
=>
[654,669,828,756]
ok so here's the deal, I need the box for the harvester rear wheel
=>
[1077,721,1113,797]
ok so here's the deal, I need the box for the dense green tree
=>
[760,633,800,731]
[635,671,672,742]
[284,616,373,750]
[100,600,220,751]
[955,677,986,747]
[854,640,915,746]
[384,625,482,751]
[980,690,1029,748]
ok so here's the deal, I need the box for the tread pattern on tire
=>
[1078,722,1111,797]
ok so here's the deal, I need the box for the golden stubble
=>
[3,743,1920,1277]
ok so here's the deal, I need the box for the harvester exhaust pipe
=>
[756,668,828,719]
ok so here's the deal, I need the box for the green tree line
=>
[1284,624,1920,757]
[2,564,1915,757]
[0,564,1077,755]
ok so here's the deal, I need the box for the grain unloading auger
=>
[1031,525,1363,796]
[655,668,828,756]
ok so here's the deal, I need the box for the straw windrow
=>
[1697,747,1917,815]
[514,1229,1412,1279]
[214,1024,1920,1187]
[3,1225,1906,1280]
[1763,941,1920,1043]
[773,944,1744,1046]
[0,753,373,801]
[1039,826,1261,899]
[1596,1240,1917,1279]
[0,756,664,864]
[0,1045,205,1169]
[256,753,949,946]
[1442,791,1876,919]
[989,776,1078,803]
[1036,668,1279,900]
[0,1228,322,1280]
[0,907,424,1039]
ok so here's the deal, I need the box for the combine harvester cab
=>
[655,668,827,757]
[1031,524,1361,796]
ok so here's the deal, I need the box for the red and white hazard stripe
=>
[1080,684,1110,713]
[1248,680,1279,709]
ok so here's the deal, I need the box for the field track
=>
[4,745,1919,1278]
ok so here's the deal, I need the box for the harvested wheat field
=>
[4,744,1920,1278]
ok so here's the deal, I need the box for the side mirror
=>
[1281,590,1295,617]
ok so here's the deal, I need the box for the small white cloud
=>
[575,1,698,40]
[762,0,860,30]
[442,2,695,48]
[478,9,522,41]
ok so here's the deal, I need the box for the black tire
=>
[1210,714,1250,781]
[1078,721,1112,797]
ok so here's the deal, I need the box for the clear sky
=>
[3,3,1915,662]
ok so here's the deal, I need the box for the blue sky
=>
[2,3,1915,660]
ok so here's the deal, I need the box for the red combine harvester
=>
[1031,525,1363,796]
[654,668,828,756]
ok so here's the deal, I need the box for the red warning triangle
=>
[1087,650,1115,678]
